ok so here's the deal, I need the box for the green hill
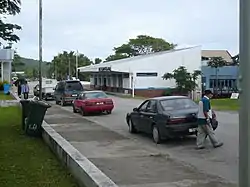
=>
[13,57,50,72]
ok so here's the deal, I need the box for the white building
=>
[0,48,14,83]
[78,46,202,97]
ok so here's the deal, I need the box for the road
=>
[46,95,239,185]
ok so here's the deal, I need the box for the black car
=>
[54,80,84,106]
[126,96,218,144]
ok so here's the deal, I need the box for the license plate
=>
[72,94,77,97]
[189,128,196,133]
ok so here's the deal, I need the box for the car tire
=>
[128,118,137,133]
[107,110,112,114]
[152,125,161,144]
[55,99,59,105]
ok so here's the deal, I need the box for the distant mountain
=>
[14,57,50,72]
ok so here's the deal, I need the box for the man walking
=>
[21,81,29,99]
[196,90,223,149]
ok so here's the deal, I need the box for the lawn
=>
[210,98,239,111]
[0,106,79,187]
[0,92,13,100]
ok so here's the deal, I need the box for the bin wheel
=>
[73,106,77,113]
[80,107,86,116]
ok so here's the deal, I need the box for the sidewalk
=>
[44,105,236,187]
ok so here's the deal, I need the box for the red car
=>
[72,91,114,115]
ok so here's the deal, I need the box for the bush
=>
[0,80,10,91]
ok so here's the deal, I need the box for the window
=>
[136,72,158,77]
[138,100,150,111]
[146,100,157,113]
[84,91,108,99]
[160,98,197,111]
[65,81,83,91]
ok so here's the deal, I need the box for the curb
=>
[10,91,118,187]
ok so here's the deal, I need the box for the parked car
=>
[72,90,114,115]
[54,80,84,106]
[126,96,218,144]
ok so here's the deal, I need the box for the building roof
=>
[201,50,233,63]
[78,46,201,72]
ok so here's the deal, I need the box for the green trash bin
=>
[24,100,51,137]
[20,100,31,130]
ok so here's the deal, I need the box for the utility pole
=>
[239,0,250,186]
[76,50,78,79]
[38,0,43,100]
[68,58,71,80]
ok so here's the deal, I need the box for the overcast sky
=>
[6,0,239,62]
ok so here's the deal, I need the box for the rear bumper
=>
[63,97,77,103]
[84,105,114,113]
[162,123,198,137]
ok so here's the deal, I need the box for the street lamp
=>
[239,0,250,186]
[76,50,79,79]
[38,0,43,100]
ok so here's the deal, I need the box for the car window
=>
[160,98,197,111]
[84,92,108,99]
[65,81,83,91]
[146,100,157,113]
[138,100,150,111]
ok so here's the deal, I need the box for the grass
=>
[0,92,13,100]
[210,98,239,111]
[0,106,79,187]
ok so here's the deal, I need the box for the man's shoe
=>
[196,146,205,150]
[214,142,223,148]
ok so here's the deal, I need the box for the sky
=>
[5,0,239,62]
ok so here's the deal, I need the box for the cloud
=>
[5,0,239,61]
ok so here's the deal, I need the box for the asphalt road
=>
[47,95,239,185]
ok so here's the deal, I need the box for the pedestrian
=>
[21,81,29,99]
[196,90,223,149]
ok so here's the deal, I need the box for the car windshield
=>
[160,98,197,111]
[85,92,108,99]
[65,81,83,91]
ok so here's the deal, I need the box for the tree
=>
[232,54,239,65]
[207,57,227,93]
[162,66,201,94]
[0,0,22,44]
[94,58,102,64]
[105,35,176,62]
[12,51,24,72]
[104,53,129,62]
[48,51,92,80]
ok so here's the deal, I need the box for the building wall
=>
[201,65,239,93]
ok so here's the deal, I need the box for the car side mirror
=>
[133,108,138,112]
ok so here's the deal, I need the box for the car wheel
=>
[55,99,59,104]
[106,110,112,114]
[152,125,161,144]
[128,118,137,133]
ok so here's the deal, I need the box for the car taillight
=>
[168,118,186,124]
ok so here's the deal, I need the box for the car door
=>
[54,84,59,101]
[131,100,150,132]
[141,100,158,134]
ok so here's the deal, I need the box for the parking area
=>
[44,95,238,187]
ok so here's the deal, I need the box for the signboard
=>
[230,92,239,99]
[99,67,111,72]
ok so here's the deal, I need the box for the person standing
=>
[21,81,29,99]
[196,90,223,149]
